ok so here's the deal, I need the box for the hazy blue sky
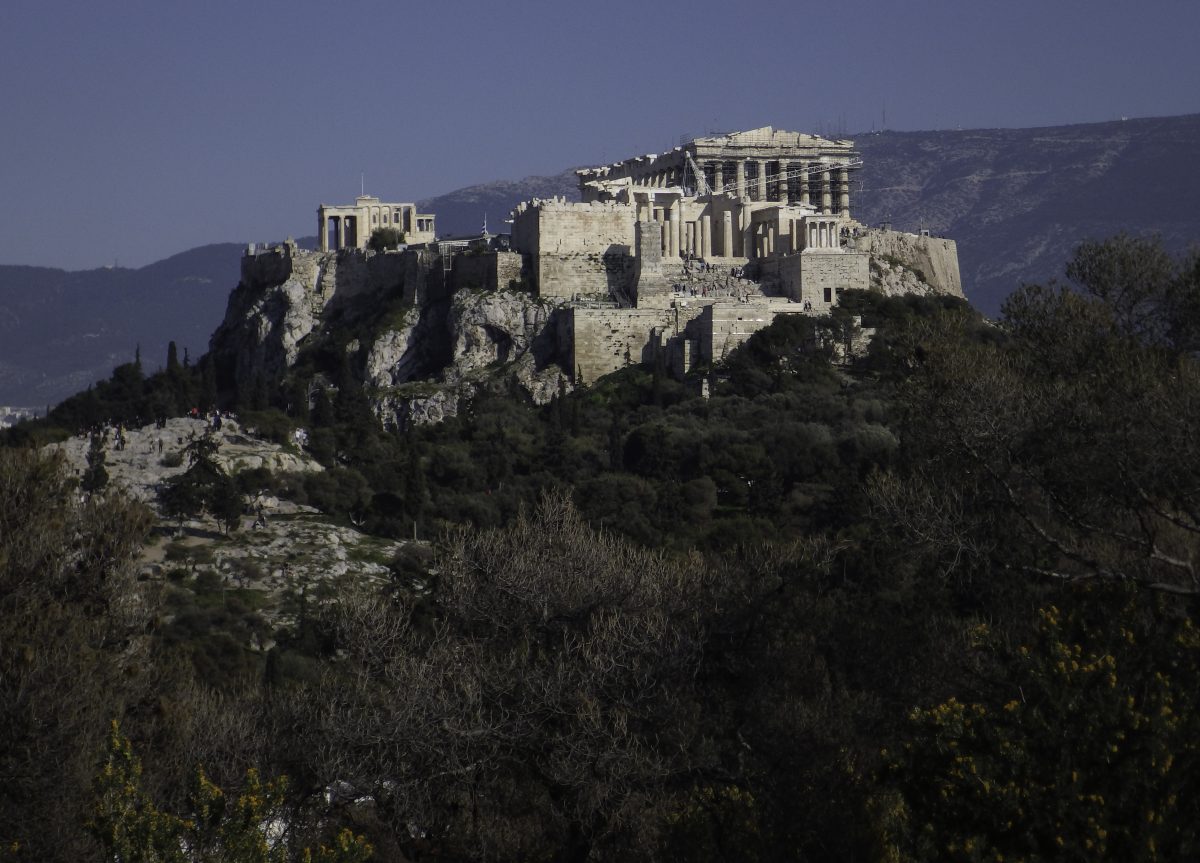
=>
[2,0,1197,270]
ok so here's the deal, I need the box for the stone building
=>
[502,127,917,382]
[318,195,436,252]
[510,127,870,303]
[576,125,860,258]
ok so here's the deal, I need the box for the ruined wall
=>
[559,306,713,383]
[633,221,674,308]
[851,229,963,297]
[511,199,637,299]
[698,301,806,363]
[451,250,525,292]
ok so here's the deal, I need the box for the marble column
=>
[722,212,733,257]
[821,171,832,214]
[800,166,810,206]
[735,161,746,198]
[701,213,711,258]
[713,161,724,194]
[777,162,789,203]
[668,201,680,257]
[839,168,851,216]
[319,214,326,252]
[756,161,767,201]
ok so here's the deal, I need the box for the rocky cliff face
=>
[367,288,569,427]
[851,228,963,297]
[209,245,569,427]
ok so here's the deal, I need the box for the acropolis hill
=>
[212,127,961,425]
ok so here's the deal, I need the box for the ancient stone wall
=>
[451,250,525,292]
[560,306,700,383]
[800,252,870,308]
[698,300,806,363]
[241,245,293,286]
[534,252,635,300]
[511,199,637,299]
[759,251,869,309]
[851,229,963,297]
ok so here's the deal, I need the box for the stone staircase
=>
[668,259,769,303]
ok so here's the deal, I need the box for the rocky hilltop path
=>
[53,418,408,641]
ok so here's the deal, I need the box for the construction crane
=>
[683,151,712,196]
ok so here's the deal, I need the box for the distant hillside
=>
[417,170,580,237]
[2,114,1197,406]
[854,114,1200,313]
[0,244,242,407]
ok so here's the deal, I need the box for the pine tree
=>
[81,432,109,496]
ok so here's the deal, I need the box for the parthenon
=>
[573,126,859,260]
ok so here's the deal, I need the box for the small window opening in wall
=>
[823,288,832,303]
[372,214,378,224]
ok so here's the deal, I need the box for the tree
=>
[0,449,156,860]
[366,227,404,252]
[90,722,373,863]
[879,588,1200,861]
[158,434,243,531]
[295,492,715,861]
[81,431,110,496]
[870,238,1200,595]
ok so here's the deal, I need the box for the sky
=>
[2,0,1198,271]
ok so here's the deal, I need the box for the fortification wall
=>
[536,252,635,300]
[800,252,870,307]
[511,199,637,299]
[852,229,962,297]
[559,305,709,383]
[510,198,634,253]
[699,301,806,363]
[452,251,525,292]
[241,245,294,286]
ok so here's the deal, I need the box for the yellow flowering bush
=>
[879,589,1199,862]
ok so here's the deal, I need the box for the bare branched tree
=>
[291,490,716,860]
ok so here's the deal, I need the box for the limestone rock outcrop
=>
[210,250,329,387]
[52,416,322,505]
[364,306,424,388]
[367,289,569,427]
[212,246,570,429]
[851,228,964,297]
[869,256,940,297]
